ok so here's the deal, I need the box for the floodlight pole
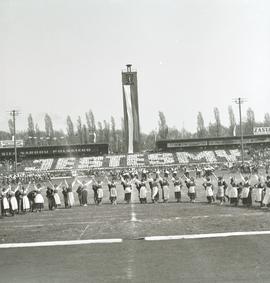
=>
[234,98,245,165]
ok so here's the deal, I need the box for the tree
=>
[143,130,157,151]
[244,108,255,135]
[44,113,54,137]
[228,106,236,136]
[27,114,35,145]
[158,111,168,139]
[213,107,221,137]
[85,110,96,133]
[8,119,14,137]
[77,116,83,144]
[66,116,75,144]
[97,121,103,142]
[197,112,207,138]
[110,116,117,153]
[264,113,270,126]
[168,127,182,139]
[103,120,110,143]
[82,124,88,144]
[35,123,41,146]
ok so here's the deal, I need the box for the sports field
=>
[1,176,270,282]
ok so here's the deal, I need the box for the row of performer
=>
[1,170,270,216]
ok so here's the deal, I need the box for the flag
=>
[124,84,134,154]
[233,125,236,136]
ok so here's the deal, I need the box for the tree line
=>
[1,107,270,153]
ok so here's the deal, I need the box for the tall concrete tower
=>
[122,64,141,153]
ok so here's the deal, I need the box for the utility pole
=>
[234,98,246,165]
[9,110,20,174]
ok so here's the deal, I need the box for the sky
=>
[1,0,270,134]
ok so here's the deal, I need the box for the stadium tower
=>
[122,64,141,153]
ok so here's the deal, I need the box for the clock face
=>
[127,74,133,84]
[122,72,136,85]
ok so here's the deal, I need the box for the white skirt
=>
[263,188,270,205]
[174,185,181,193]
[68,192,75,206]
[217,186,224,198]
[152,186,159,198]
[2,197,9,210]
[255,188,263,202]
[162,185,169,200]
[229,187,238,198]
[188,186,196,194]
[206,187,213,197]
[35,194,44,204]
[97,188,103,198]
[54,193,61,206]
[139,186,147,199]
[22,195,30,210]
[10,196,18,211]
[110,187,117,198]
[125,187,132,193]
[241,187,250,199]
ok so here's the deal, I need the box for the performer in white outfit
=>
[1,187,10,216]
[228,177,238,206]
[49,181,62,208]
[34,183,45,212]
[9,185,19,215]
[76,178,93,206]
[254,175,265,207]
[240,174,252,207]
[64,179,76,208]
[262,176,270,208]
[121,174,133,204]
[203,177,215,204]
[107,177,118,205]
[21,183,31,212]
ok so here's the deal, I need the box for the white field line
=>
[144,231,270,241]
[78,224,90,240]
[0,238,123,249]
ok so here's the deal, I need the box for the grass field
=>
[1,174,270,282]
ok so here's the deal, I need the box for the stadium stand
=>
[2,149,250,173]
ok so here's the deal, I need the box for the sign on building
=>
[253,127,270,135]
[0,140,24,148]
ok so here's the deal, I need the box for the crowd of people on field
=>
[1,164,270,218]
